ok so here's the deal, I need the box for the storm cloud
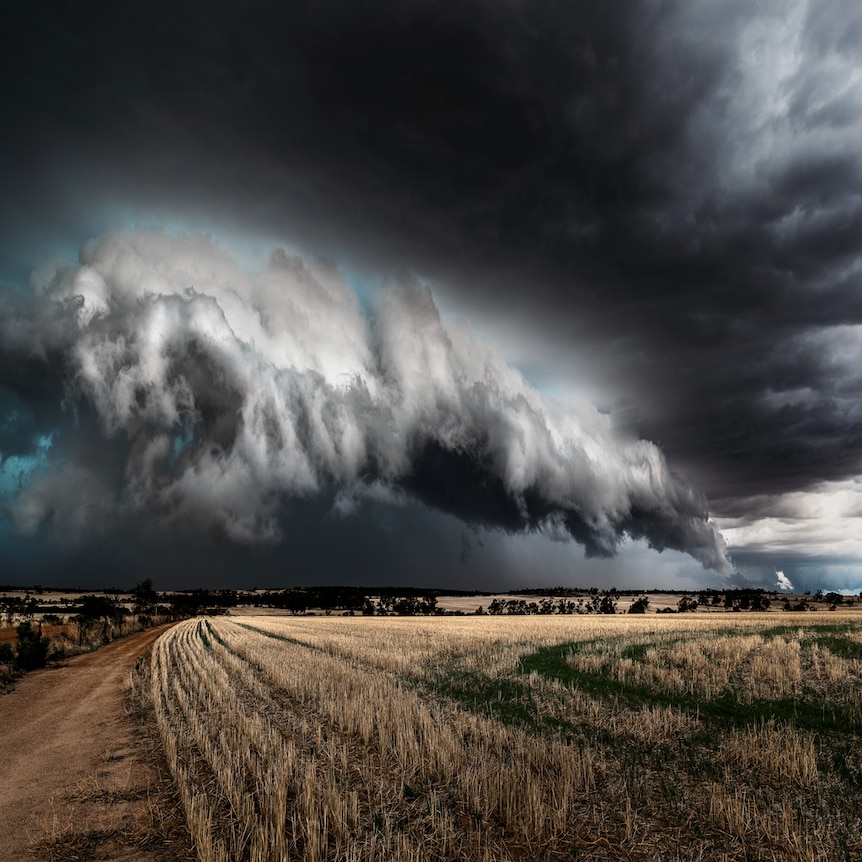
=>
[1,1,861,587]
[0,232,728,574]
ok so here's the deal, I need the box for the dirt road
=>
[0,624,190,861]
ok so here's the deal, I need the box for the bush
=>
[628,596,650,614]
[14,621,49,670]
[586,593,617,614]
[783,599,810,612]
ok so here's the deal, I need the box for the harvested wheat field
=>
[148,613,862,861]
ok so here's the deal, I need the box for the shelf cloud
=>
[1,232,729,573]
[2,0,861,589]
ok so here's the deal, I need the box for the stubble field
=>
[148,614,862,861]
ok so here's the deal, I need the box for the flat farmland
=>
[150,614,862,861]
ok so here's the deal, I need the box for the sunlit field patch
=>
[150,614,862,861]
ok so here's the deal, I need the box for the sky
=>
[1,1,861,592]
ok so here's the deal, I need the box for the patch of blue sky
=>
[0,434,53,498]
[1,407,26,434]
[508,359,572,399]
[0,204,124,292]
[1,237,79,294]
[407,276,597,405]
[340,266,380,316]
[172,427,195,459]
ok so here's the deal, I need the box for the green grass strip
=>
[195,619,211,649]
[519,641,861,734]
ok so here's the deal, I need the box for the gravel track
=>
[0,624,187,861]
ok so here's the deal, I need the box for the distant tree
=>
[132,578,158,615]
[677,596,698,613]
[628,596,650,614]
[73,594,121,644]
[597,593,617,614]
[750,594,771,611]
[389,595,438,615]
[76,594,119,620]
[783,598,809,612]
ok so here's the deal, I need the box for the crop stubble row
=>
[150,614,862,861]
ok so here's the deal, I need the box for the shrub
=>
[14,621,49,670]
[783,599,810,612]
[628,596,650,614]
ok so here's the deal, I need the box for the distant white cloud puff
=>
[718,478,862,559]
[775,570,795,592]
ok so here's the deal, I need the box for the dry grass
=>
[149,613,862,861]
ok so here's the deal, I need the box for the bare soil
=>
[0,624,192,862]
[0,623,78,645]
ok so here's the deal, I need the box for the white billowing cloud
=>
[775,570,795,592]
[718,477,862,558]
[2,231,730,570]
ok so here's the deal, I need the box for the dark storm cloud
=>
[0,232,729,577]
[1,0,862,580]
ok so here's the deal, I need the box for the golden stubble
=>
[150,612,862,861]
